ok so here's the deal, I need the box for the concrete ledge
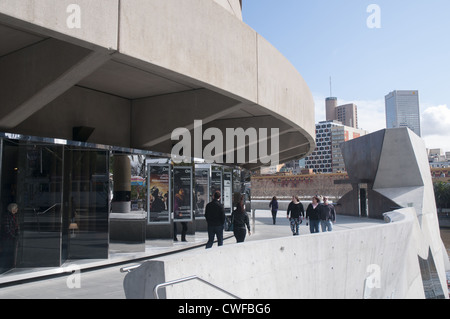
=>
[123,208,437,299]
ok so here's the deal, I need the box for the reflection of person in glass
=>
[173,187,188,242]
[194,185,205,217]
[1,203,20,270]
[150,186,165,212]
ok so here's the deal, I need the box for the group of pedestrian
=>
[200,191,337,249]
[269,195,336,235]
[205,191,251,249]
[306,196,336,233]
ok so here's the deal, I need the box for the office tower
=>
[305,121,367,173]
[331,125,368,173]
[325,97,358,129]
[326,97,338,122]
[385,90,421,137]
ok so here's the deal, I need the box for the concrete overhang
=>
[0,0,315,171]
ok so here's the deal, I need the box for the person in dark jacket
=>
[205,191,226,249]
[231,195,251,243]
[173,188,188,242]
[269,196,279,224]
[305,196,321,234]
[286,196,304,236]
[1,203,20,270]
[319,196,336,232]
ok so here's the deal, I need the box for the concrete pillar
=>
[110,154,147,245]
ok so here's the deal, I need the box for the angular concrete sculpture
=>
[338,128,449,298]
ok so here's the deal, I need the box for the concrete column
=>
[110,154,147,245]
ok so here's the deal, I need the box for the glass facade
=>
[0,139,64,270]
[0,134,251,277]
[0,137,110,274]
[62,146,109,260]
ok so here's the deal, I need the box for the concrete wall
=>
[124,208,442,299]
[119,0,257,104]
[0,0,119,49]
[213,0,242,20]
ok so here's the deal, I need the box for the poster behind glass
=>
[173,167,193,223]
[147,164,171,225]
[194,168,209,219]
[223,171,232,215]
[210,169,222,203]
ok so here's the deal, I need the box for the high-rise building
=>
[331,125,368,173]
[325,97,358,129]
[326,97,338,121]
[305,121,367,173]
[385,90,421,136]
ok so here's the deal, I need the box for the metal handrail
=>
[153,275,240,299]
[36,203,61,215]
[120,264,141,273]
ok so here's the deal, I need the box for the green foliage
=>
[433,181,450,209]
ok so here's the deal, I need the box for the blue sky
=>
[242,1,450,151]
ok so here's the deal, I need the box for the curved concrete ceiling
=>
[0,0,315,170]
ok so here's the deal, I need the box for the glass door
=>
[0,139,64,269]
[62,147,109,260]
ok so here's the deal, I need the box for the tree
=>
[433,181,450,213]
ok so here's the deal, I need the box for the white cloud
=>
[350,99,386,133]
[421,105,450,136]
[421,104,450,151]
[313,94,326,123]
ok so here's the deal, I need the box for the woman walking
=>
[269,196,279,225]
[306,196,321,233]
[231,195,251,243]
[286,196,304,236]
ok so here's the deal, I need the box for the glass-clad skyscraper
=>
[385,90,421,137]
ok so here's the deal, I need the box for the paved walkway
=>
[0,211,383,299]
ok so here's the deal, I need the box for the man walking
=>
[319,196,336,232]
[205,191,226,249]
